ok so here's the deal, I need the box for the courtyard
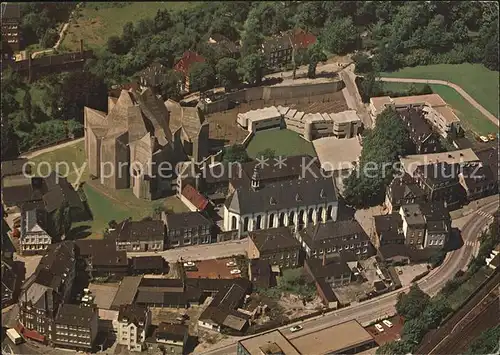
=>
[246,129,317,158]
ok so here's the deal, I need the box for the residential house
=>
[399,204,426,247]
[397,107,441,154]
[459,147,498,201]
[116,304,152,352]
[179,184,210,212]
[53,304,98,351]
[385,173,426,214]
[1,3,22,55]
[373,213,405,248]
[247,227,301,269]
[146,322,189,355]
[130,256,167,275]
[173,51,206,93]
[262,29,316,69]
[305,254,351,308]
[420,201,451,248]
[249,260,273,289]
[113,219,165,252]
[1,257,19,309]
[75,239,128,279]
[413,162,466,208]
[1,158,31,188]
[19,202,52,255]
[163,211,213,248]
[199,162,231,206]
[18,242,76,344]
[298,220,373,259]
[207,34,240,59]
[139,62,171,95]
[223,156,338,238]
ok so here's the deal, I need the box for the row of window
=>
[312,246,369,255]
[5,32,19,36]
[57,324,90,332]
[22,237,51,244]
[56,331,90,338]
[56,337,90,345]
[428,239,444,246]
[7,39,19,43]
[170,236,211,247]
[168,226,210,237]
[264,252,297,260]
[21,245,48,250]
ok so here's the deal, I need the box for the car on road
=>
[183,261,195,267]
[383,320,393,328]
[289,325,303,333]
[230,269,241,275]
[375,324,384,332]
[226,261,237,267]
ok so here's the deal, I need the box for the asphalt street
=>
[201,198,499,355]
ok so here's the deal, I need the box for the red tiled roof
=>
[174,51,205,76]
[291,29,317,49]
[182,184,208,211]
[23,328,45,343]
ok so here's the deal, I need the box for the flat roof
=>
[240,106,282,123]
[291,320,374,354]
[432,105,460,124]
[400,148,480,175]
[313,137,362,171]
[110,276,142,310]
[239,329,300,355]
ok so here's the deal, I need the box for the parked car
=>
[226,261,237,267]
[375,324,384,332]
[290,325,303,333]
[488,134,496,141]
[383,320,393,328]
[183,261,195,267]
[230,269,241,275]
[479,135,489,143]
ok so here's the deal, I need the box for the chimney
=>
[322,252,327,266]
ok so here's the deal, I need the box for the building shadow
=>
[67,225,92,240]
[184,335,200,354]
[445,227,463,252]
[337,195,356,220]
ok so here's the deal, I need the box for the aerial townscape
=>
[1,2,500,355]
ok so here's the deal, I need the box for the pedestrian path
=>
[476,210,494,221]
[464,240,480,247]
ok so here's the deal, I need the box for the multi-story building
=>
[163,211,213,248]
[298,220,373,259]
[373,213,405,248]
[115,304,151,352]
[262,29,316,69]
[1,3,22,55]
[1,257,19,309]
[223,155,338,238]
[173,51,206,92]
[53,304,98,351]
[399,204,426,246]
[397,107,441,154]
[147,322,188,355]
[19,202,52,255]
[420,201,451,248]
[385,173,426,214]
[18,242,76,344]
[113,219,165,252]
[75,239,128,279]
[247,227,301,269]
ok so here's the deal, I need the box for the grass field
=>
[381,82,497,136]
[29,140,189,238]
[62,2,200,51]
[447,267,492,310]
[246,129,317,159]
[381,63,499,118]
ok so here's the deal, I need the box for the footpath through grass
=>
[381,63,499,118]
[246,129,317,159]
[62,2,200,51]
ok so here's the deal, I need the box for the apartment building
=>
[53,304,98,351]
[1,3,22,54]
[399,204,426,246]
[163,211,214,248]
[113,219,165,252]
[115,304,151,352]
[247,227,301,269]
[19,202,52,255]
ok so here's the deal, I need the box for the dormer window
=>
[295,193,302,202]
[270,197,277,205]
[320,189,326,198]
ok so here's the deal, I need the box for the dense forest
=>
[1,1,498,160]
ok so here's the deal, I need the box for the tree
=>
[376,339,413,355]
[401,318,427,345]
[40,28,59,48]
[240,53,263,85]
[216,57,240,89]
[159,70,182,100]
[256,148,275,160]
[189,62,216,92]
[422,297,451,328]
[107,36,125,55]
[465,326,500,355]
[51,202,72,240]
[320,17,359,54]
[23,90,32,121]
[121,21,135,52]
[1,120,19,161]
[307,43,327,79]
[396,284,430,320]
[352,52,374,74]
[223,145,250,163]
[358,71,384,102]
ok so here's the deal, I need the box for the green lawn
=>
[381,63,499,118]
[62,2,200,51]
[381,82,430,93]
[246,129,317,158]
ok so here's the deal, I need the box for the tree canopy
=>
[223,145,250,163]
[396,284,431,320]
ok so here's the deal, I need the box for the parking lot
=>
[397,264,430,286]
[185,257,242,279]
[365,315,404,346]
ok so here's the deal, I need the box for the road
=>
[201,199,499,355]
[378,77,499,125]
[127,239,247,262]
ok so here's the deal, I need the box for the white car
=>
[230,269,241,275]
[226,261,237,267]
[383,320,393,328]
[375,324,384,333]
[289,325,303,333]
[479,135,489,143]
[183,261,195,267]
